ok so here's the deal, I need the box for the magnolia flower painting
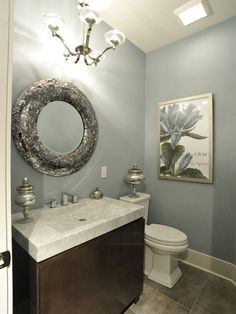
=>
[158,94,213,183]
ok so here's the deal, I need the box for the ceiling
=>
[97,0,236,53]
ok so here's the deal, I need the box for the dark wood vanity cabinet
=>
[13,218,144,314]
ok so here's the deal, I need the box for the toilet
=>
[119,193,188,288]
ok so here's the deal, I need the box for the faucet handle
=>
[61,192,69,206]
[44,198,57,208]
[72,194,80,203]
[50,199,57,208]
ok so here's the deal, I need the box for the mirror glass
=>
[37,101,84,155]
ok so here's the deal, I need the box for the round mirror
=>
[37,101,84,155]
[12,79,98,176]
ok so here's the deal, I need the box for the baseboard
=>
[232,264,236,284]
[178,248,236,286]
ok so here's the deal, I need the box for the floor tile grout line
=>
[131,281,191,312]
[129,274,213,314]
[153,289,191,311]
[146,274,211,312]
[189,275,209,313]
[130,291,190,313]
[137,268,236,314]
[172,300,190,312]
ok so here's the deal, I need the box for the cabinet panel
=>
[13,218,144,314]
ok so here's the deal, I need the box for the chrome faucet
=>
[61,192,80,205]
[61,192,70,206]
[71,194,80,203]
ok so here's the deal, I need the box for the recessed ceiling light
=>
[174,0,210,26]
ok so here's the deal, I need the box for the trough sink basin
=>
[12,197,144,262]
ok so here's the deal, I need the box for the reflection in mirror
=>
[37,101,84,155]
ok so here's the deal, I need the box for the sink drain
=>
[78,218,87,221]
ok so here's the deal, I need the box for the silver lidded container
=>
[15,177,36,223]
[89,187,103,200]
[125,164,145,198]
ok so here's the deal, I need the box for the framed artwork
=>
[157,93,213,183]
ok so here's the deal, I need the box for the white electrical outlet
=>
[101,166,107,178]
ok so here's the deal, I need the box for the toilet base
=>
[144,245,153,276]
[147,252,182,288]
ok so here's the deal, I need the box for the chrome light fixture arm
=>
[79,20,115,66]
[54,33,78,57]
[48,26,77,57]
[43,1,125,66]
[86,46,114,66]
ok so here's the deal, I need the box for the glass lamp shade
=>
[104,30,125,47]
[42,13,65,29]
[79,8,102,25]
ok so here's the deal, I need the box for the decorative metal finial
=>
[15,177,36,223]
[89,187,103,200]
[125,164,145,198]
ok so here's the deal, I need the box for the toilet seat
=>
[145,224,188,246]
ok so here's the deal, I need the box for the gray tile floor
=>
[125,262,236,314]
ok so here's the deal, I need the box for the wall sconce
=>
[42,1,125,66]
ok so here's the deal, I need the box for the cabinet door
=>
[38,219,144,314]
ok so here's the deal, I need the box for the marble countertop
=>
[12,197,144,262]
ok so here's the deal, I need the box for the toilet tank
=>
[119,193,151,222]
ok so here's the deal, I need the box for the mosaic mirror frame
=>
[12,79,98,176]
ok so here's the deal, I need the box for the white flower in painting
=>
[176,153,193,174]
[160,104,204,148]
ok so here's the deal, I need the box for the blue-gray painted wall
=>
[145,17,236,264]
[12,0,236,265]
[12,0,145,211]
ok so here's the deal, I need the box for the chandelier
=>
[42,1,125,66]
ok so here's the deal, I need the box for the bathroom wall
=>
[145,17,236,264]
[12,0,145,211]
[12,1,236,266]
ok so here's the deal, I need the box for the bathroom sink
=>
[12,197,144,262]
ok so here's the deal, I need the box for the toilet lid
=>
[145,224,188,246]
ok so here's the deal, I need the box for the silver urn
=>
[15,177,36,223]
[89,187,103,200]
[125,164,145,198]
